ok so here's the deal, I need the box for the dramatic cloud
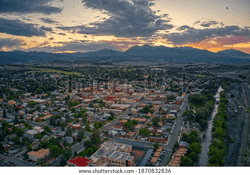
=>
[58,0,173,37]
[40,18,58,24]
[193,20,224,27]
[166,25,250,44]
[177,25,194,31]
[40,26,53,32]
[0,18,51,36]
[0,38,25,49]
[0,0,62,14]
[57,33,66,35]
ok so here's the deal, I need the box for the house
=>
[23,133,34,139]
[71,124,81,130]
[57,131,66,137]
[28,149,50,161]
[109,130,118,136]
[26,130,38,136]
[179,141,188,148]
[135,124,142,130]
[166,114,175,119]
[126,132,136,139]
[33,126,44,133]
[151,157,158,165]
[147,136,167,143]
[65,137,74,144]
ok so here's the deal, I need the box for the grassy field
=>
[32,68,80,75]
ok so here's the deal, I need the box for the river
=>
[198,86,224,166]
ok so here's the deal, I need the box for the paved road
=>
[0,154,34,166]
[159,94,189,166]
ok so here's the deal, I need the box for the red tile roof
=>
[68,157,90,167]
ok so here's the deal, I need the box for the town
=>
[0,62,250,167]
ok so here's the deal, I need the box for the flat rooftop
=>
[109,151,130,161]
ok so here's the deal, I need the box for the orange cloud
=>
[177,36,250,54]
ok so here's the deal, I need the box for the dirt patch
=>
[130,147,147,166]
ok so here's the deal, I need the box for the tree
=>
[173,141,179,150]
[39,141,48,149]
[14,116,19,125]
[98,122,103,129]
[66,128,72,137]
[63,147,72,160]
[36,88,43,94]
[139,128,150,137]
[50,117,55,125]
[87,147,93,155]
[85,121,91,132]
[180,156,194,166]
[153,142,159,150]
[71,108,76,113]
[200,119,208,131]
[60,121,66,130]
[84,140,92,149]
[181,133,188,141]
[167,94,175,100]
[22,152,28,159]
[3,108,7,118]
[37,158,42,165]
[78,129,84,141]
[15,128,24,137]
[189,142,202,155]
[44,125,51,133]
[153,117,160,127]
[74,150,77,157]
[0,142,4,152]
[28,100,37,107]
[60,155,67,166]
[182,110,194,120]
[132,119,138,125]
[213,127,226,141]
[189,151,198,162]
[94,121,99,129]
[50,145,61,157]
[27,144,32,152]
[91,129,101,145]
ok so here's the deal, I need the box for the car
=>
[158,159,162,162]
[160,155,164,159]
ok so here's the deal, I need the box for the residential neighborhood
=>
[0,63,249,167]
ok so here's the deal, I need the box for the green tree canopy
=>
[180,156,194,166]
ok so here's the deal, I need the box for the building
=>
[89,141,134,166]
[28,149,50,161]
[67,157,91,167]
[147,137,167,143]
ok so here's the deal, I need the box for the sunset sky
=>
[0,0,249,53]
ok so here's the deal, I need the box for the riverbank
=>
[198,86,223,166]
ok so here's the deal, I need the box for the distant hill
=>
[0,45,250,64]
[217,49,250,58]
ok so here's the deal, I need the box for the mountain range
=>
[0,45,250,64]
